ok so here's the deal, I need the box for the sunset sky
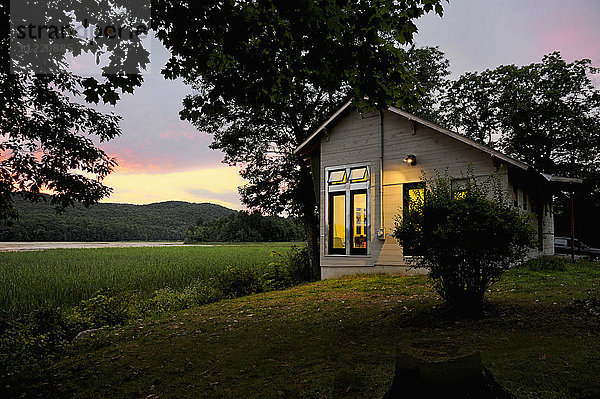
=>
[97,0,600,209]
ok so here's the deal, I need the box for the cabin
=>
[295,101,582,279]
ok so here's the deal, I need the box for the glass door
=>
[351,190,367,254]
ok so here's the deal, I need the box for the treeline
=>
[184,211,305,243]
[0,195,235,241]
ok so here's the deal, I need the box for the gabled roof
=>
[295,101,531,171]
[541,173,584,185]
[386,107,532,171]
[294,100,354,157]
[294,102,582,187]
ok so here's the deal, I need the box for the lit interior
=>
[332,194,346,249]
[349,167,368,182]
[329,170,347,184]
[353,192,367,249]
[407,187,424,211]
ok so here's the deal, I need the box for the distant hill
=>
[0,196,236,242]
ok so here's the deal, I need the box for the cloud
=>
[414,0,600,77]
[101,165,245,209]
[90,35,223,174]
[530,18,600,64]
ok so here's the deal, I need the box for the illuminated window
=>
[405,184,424,212]
[349,167,368,182]
[326,165,370,255]
[513,186,519,207]
[452,178,469,200]
[329,193,346,254]
[453,190,467,200]
[328,170,347,184]
[351,191,367,254]
[403,182,425,256]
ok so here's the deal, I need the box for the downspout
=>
[378,109,385,239]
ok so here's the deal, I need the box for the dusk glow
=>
[99,0,600,207]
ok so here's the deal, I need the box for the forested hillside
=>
[184,211,305,243]
[0,196,236,241]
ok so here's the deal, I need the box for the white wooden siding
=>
[319,109,529,278]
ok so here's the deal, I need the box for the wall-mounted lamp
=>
[404,154,417,166]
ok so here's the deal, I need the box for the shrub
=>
[145,287,191,314]
[75,291,136,328]
[212,266,264,298]
[264,245,312,290]
[393,171,536,316]
[184,283,224,306]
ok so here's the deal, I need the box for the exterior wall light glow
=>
[404,154,417,165]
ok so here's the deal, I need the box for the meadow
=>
[0,243,297,315]
[7,258,600,399]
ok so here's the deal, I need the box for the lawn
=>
[0,243,297,315]
[8,259,600,399]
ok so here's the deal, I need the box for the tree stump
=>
[382,339,515,399]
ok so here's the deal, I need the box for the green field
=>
[0,243,297,315]
[7,259,600,399]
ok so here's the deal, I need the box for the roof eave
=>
[294,103,579,187]
[294,100,353,155]
[386,107,532,172]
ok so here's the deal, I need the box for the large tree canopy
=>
[153,0,447,278]
[441,52,600,181]
[440,52,600,245]
[0,0,149,221]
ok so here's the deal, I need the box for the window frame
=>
[325,164,371,256]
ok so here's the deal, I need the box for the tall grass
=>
[0,244,295,315]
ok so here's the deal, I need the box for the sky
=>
[96,0,600,209]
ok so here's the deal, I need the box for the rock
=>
[73,328,102,341]
[572,298,600,319]
[382,339,516,399]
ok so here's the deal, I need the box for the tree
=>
[442,52,600,173]
[400,46,450,123]
[184,210,305,243]
[440,52,600,246]
[0,0,149,221]
[153,0,447,280]
[393,172,535,316]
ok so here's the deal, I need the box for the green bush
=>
[183,283,224,306]
[75,291,136,328]
[212,266,264,298]
[265,245,311,290]
[393,171,536,316]
[145,287,191,314]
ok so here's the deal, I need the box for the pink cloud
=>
[530,9,600,64]
[108,148,176,173]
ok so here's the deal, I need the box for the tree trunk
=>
[298,162,320,281]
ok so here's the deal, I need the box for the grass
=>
[0,243,297,315]
[6,258,600,399]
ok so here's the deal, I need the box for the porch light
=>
[404,154,417,165]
